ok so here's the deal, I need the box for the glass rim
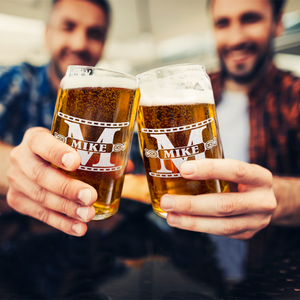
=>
[66,65,137,82]
[136,63,206,80]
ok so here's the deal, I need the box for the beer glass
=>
[51,66,140,220]
[136,64,229,218]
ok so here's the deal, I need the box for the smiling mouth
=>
[227,50,254,63]
[64,57,91,66]
[61,51,92,66]
[222,42,257,63]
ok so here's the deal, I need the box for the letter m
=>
[150,125,206,173]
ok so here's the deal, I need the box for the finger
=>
[7,189,88,236]
[12,150,97,205]
[8,170,95,222]
[180,159,273,187]
[23,127,81,171]
[166,212,271,239]
[160,191,276,216]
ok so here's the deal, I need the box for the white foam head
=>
[139,82,215,106]
[60,67,137,90]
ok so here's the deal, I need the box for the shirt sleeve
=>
[0,64,30,143]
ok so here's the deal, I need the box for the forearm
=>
[0,141,13,195]
[271,176,300,226]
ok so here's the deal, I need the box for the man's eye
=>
[241,14,262,24]
[215,19,229,29]
[88,29,104,40]
[62,22,75,31]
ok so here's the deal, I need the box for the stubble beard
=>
[220,38,274,85]
[52,59,65,82]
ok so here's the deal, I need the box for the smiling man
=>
[0,0,111,236]
[46,0,109,90]
[212,0,284,89]
[160,0,300,239]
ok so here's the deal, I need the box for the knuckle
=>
[233,161,247,180]
[265,197,277,212]
[32,186,47,205]
[6,189,18,208]
[45,143,60,163]
[37,209,50,224]
[260,192,277,213]
[221,219,243,236]
[32,162,47,183]
[208,160,217,177]
[59,179,72,198]
[183,197,194,213]
[6,169,14,185]
[217,195,236,215]
[25,127,49,152]
[60,198,71,215]
[260,215,272,229]
[9,147,19,164]
[185,217,198,232]
[253,165,273,187]
[264,169,273,187]
[24,127,39,146]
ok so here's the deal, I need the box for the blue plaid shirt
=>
[0,63,57,146]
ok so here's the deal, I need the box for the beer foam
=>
[139,86,215,106]
[60,75,137,90]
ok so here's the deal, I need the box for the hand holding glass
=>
[136,64,230,218]
[51,66,140,220]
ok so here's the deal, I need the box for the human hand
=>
[160,159,277,239]
[6,127,134,236]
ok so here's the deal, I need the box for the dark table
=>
[2,134,300,300]
[1,196,300,300]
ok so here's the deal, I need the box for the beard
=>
[219,38,274,84]
[52,59,65,82]
[51,48,95,81]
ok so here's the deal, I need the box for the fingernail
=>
[76,206,89,222]
[72,223,82,235]
[78,189,91,205]
[62,152,75,168]
[181,162,197,175]
[160,195,174,211]
[168,214,181,225]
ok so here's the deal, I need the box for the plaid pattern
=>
[210,64,300,176]
[0,63,57,146]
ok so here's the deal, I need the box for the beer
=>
[51,66,140,220]
[137,64,229,218]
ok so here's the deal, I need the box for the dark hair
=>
[271,0,286,20]
[52,0,111,26]
[207,0,286,20]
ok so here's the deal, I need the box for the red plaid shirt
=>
[210,64,300,176]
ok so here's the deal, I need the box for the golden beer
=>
[137,64,229,218]
[51,66,140,220]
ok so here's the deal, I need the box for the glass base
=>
[92,212,114,221]
[153,210,167,219]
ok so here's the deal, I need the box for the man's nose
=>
[226,23,248,49]
[69,29,89,52]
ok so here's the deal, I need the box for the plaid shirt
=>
[210,64,300,176]
[0,63,57,146]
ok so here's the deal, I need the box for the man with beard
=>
[0,0,112,236]
[160,0,300,240]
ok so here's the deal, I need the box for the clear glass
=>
[136,63,229,218]
[51,65,140,220]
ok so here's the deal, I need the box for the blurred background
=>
[0,0,299,76]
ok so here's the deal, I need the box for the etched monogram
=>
[142,118,218,177]
[54,112,128,172]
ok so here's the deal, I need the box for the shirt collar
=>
[210,63,280,104]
